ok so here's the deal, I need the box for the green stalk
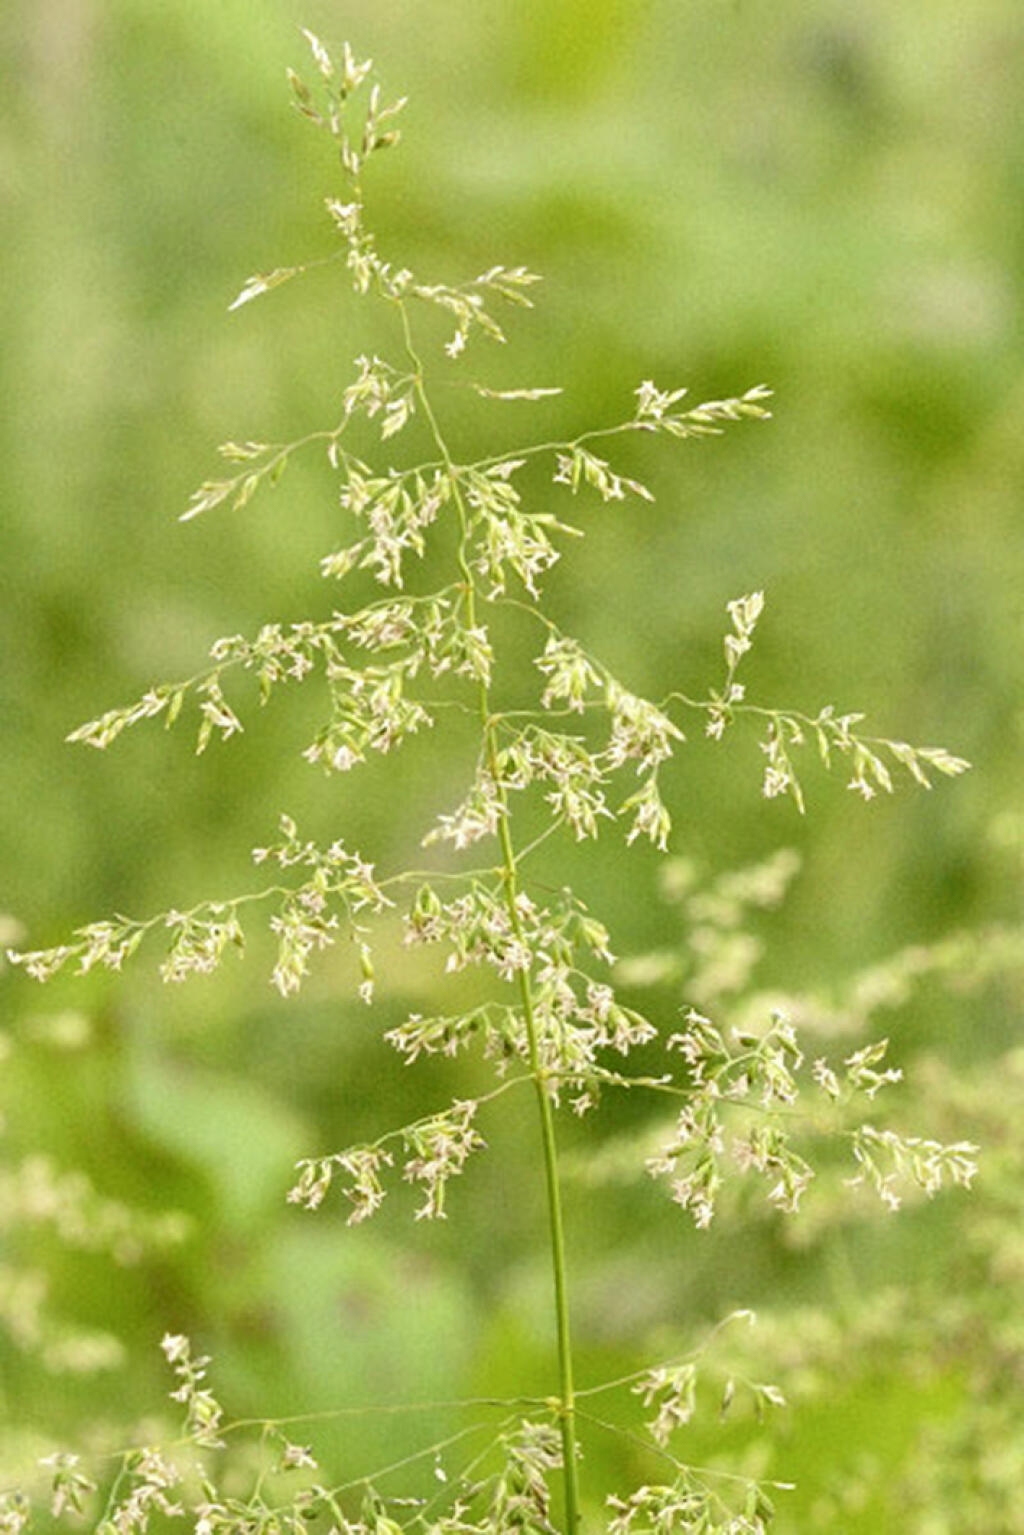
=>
[398,300,581,1534]
[490,781,581,1535]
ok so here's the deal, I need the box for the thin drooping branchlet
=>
[287,1091,500,1223]
[644,1011,976,1229]
[567,854,986,1231]
[593,862,1022,1527]
[3,1314,800,1535]
[5,31,979,1535]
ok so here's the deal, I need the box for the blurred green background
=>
[2,0,1022,1528]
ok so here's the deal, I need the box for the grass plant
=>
[3,32,985,1535]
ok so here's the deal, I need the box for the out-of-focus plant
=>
[600,850,1023,1529]
[0,929,188,1484]
[4,32,980,1535]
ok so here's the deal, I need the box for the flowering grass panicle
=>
[2,31,981,1535]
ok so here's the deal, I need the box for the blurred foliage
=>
[1,1,1022,1529]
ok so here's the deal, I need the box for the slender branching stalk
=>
[399,293,581,1530]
